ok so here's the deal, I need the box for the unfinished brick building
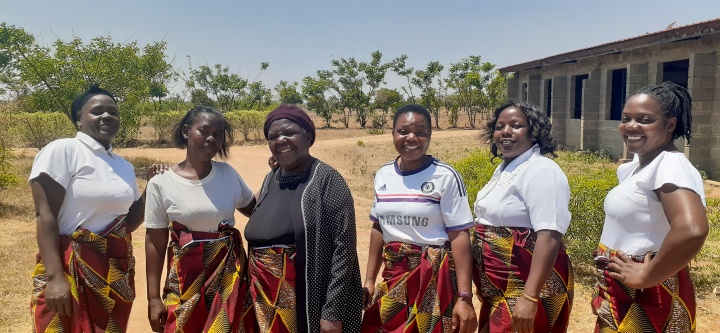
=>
[499,18,720,178]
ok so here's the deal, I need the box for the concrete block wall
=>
[598,121,625,158]
[527,75,542,106]
[550,76,569,146]
[508,74,520,101]
[627,63,649,95]
[687,52,717,176]
[580,70,601,150]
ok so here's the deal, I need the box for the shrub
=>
[9,112,76,149]
[147,110,185,143]
[0,106,19,188]
[225,110,269,142]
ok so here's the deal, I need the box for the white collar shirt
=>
[474,145,571,233]
[29,132,140,234]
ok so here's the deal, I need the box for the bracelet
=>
[456,291,473,298]
[521,293,539,303]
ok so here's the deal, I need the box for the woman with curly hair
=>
[592,82,707,332]
[471,101,574,333]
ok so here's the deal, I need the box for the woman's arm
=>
[31,173,72,316]
[125,164,168,232]
[609,185,708,289]
[511,229,562,333]
[145,228,169,332]
[448,229,477,333]
[237,197,257,217]
[363,224,384,309]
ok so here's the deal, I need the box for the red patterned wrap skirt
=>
[592,243,696,333]
[248,245,298,333]
[471,224,574,333]
[162,221,255,333]
[31,216,135,333]
[361,241,457,333]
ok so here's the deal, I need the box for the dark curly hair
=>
[485,100,557,162]
[393,104,432,129]
[632,81,692,142]
[172,106,234,158]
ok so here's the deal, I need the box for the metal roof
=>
[499,18,720,73]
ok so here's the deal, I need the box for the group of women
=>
[29,80,708,333]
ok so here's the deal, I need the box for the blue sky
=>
[4,1,720,96]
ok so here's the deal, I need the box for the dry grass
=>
[2,127,720,332]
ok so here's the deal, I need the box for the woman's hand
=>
[268,156,278,169]
[148,297,167,332]
[362,280,376,310]
[44,274,73,316]
[452,298,477,333]
[511,296,538,333]
[146,163,170,181]
[607,251,652,289]
[320,319,342,333]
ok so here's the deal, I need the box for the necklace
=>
[277,160,313,184]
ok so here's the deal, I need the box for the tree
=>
[8,31,174,145]
[412,61,444,128]
[274,80,303,105]
[0,23,36,101]
[142,42,176,113]
[372,88,403,128]
[302,75,336,128]
[186,62,247,111]
[320,51,395,128]
[446,55,495,128]
[391,54,415,103]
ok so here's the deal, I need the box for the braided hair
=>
[485,100,557,162]
[633,81,692,142]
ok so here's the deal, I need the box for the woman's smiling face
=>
[619,94,676,158]
[492,106,534,163]
[392,111,431,171]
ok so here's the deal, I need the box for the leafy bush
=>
[147,110,185,143]
[0,107,19,188]
[9,112,76,149]
[453,149,618,266]
[225,110,269,142]
[114,106,142,147]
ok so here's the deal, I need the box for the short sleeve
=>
[28,140,71,188]
[635,153,705,205]
[143,180,169,229]
[440,172,474,232]
[231,167,255,209]
[518,161,571,234]
[129,164,141,201]
[369,172,380,223]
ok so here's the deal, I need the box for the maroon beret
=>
[263,104,316,146]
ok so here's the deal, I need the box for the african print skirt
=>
[162,221,255,333]
[248,245,297,333]
[31,215,135,333]
[471,224,574,333]
[592,243,696,333]
[361,242,457,333]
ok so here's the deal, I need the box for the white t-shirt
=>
[599,151,705,255]
[474,145,571,234]
[144,160,254,232]
[370,157,474,246]
[28,132,140,235]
